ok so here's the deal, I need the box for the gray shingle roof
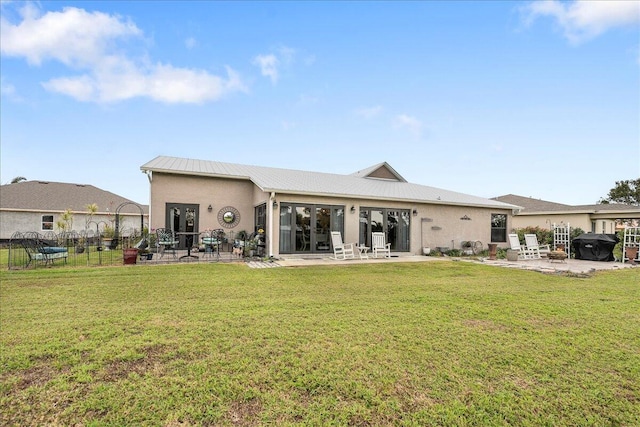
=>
[0,181,148,214]
[141,156,517,209]
[492,194,640,214]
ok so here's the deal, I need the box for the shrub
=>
[512,226,553,246]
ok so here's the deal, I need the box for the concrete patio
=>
[135,248,637,275]
[265,254,637,275]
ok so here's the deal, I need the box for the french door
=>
[359,208,410,251]
[165,203,199,249]
[279,204,344,254]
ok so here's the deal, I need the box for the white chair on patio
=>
[525,234,551,259]
[330,231,355,260]
[372,232,391,258]
[508,233,534,260]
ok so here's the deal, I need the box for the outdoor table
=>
[176,231,200,260]
[357,246,370,260]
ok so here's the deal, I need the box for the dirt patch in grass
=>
[463,319,510,332]
[102,344,168,381]
[226,398,262,426]
[14,363,58,391]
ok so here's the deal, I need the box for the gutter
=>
[269,192,276,257]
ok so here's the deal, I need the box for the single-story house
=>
[492,194,640,234]
[0,181,149,241]
[141,156,519,257]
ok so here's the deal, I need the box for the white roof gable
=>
[141,156,517,209]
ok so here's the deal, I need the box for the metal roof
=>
[0,181,148,214]
[141,156,517,209]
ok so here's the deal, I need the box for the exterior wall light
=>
[273,200,278,208]
[207,205,213,212]
[350,206,356,213]
[412,209,418,216]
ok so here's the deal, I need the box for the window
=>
[491,213,507,242]
[254,203,266,232]
[42,215,54,231]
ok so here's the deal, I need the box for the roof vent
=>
[38,181,49,184]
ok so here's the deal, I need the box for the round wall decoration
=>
[218,206,241,228]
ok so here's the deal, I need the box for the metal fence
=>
[7,228,143,270]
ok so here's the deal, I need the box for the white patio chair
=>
[330,231,355,260]
[372,232,391,258]
[508,233,534,260]
[525,234,551,259]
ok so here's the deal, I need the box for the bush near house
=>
[512,226,585,247]
[512,226,554,246]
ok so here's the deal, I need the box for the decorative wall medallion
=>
[218,206,240,228]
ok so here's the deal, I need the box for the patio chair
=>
[372,232,391,258]
[524,234,551,259]
[330,231,355,260]
[156,228,178,259]
[508,233,534,260]
[202,229,225,260]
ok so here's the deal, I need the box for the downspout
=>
[269,192,276,257]
[144,170,152,231]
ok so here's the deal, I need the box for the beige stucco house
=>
[141,156,519,257]
[0,181,148,241]
[492,194,640,234]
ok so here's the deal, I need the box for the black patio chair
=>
[156,228,178,259]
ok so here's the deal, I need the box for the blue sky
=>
[1,1,639,206]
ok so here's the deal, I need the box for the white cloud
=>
[0,4,247,104]
[1,5,141,66]
[42,61,246,104]
[185,37,196,50]
[253,54,280,84]
[252,45,307,84]
[0,76,18,99]
[522,0,640,44]
[393,114,423,137]
[355,105,383,119]
[277,46,296,65]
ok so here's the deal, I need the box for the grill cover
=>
[572,233,619,261]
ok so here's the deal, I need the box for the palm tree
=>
[11,176,26,184]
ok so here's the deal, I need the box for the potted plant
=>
[245,238,257,257]
[75,235,86,254]
[102,224,115,249]
[625,244,638,264]
[506,249,519,261]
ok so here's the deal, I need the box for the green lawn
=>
[1,262,639,426]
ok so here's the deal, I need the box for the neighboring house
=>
[140,156,519,257]
[492,194,640,234]
[0,181,149,241]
